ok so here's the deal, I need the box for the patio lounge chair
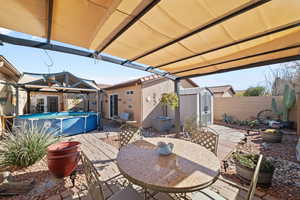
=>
[80,151,143,200]
[113,112,137,125]
[190,127,219,155]
[190,154,264,200]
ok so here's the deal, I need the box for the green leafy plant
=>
[160,93,179,116]
[222,113,234,124]
[244,86,266,96]
[0,123,59,168]
[183,115,198,134]
[233,153,275,173]
[272,84,296,122]
[248,120,259,128]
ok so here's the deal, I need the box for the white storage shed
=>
[179,87,213,126]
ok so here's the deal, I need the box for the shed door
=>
[200,91,212,126]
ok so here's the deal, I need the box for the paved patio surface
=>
[55,124,276,200]
[208,124,245,160]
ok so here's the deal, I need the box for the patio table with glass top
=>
[116,137,220,199]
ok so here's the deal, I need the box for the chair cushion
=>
[119,112,130,121]
[190,188,226,200]
[108,186,142,200]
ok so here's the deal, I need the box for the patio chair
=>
[112,112,137,125]
[190,154,264,200]
[119,124,141,149]
[80,151,143,200]
[190,127,219,155]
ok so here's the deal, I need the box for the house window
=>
[126,90,134,95]
[36,98,45,113]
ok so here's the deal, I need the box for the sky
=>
[0,27,285,90]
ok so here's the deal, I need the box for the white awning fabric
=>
[0,0,300,78]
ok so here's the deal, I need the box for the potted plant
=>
[272,84,296,129]
[152,93,179,132]
[261,128,283,143]
[47,141,81,178]
[233,153,275,186]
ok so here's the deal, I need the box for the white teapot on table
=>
[157,141,174,156]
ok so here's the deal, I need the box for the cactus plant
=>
[271,84,296,122]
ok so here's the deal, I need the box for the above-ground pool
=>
[14,112,101,136]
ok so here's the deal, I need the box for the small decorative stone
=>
[296,138,300,161]
[47,194,62,200]
[262,194,280,200]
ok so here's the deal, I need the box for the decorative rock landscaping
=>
[222,128,300,200]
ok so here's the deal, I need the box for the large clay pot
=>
[47,141,81,178]
[235,162,274,186]
[261,129,283,143]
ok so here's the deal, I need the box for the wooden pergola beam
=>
[23,84,98,92]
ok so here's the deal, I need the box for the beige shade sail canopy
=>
[0,0,300,79]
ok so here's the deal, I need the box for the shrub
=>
[183,115,198,133]
[222,113,234,124]
[233,153,275,173]
[0,123,59,168]
[243,86,266,96]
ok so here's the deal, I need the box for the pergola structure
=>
[17,72,100,115]
[0,0,299,131]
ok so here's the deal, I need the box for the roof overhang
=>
[0,0,299,79]
[23,84,98,93]
[0,55,21,82]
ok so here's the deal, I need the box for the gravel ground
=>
[222,128,300,200]
[0,158,87,200]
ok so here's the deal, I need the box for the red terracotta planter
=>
[47,141,81,178]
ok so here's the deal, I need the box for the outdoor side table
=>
[116,137,220,199]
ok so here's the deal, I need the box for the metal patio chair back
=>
[80,151,105,200]
[191,127,219,155]
[246,154,263,200]
[191,154,263,200]
[119,124,140,149]
[81,151,143,200]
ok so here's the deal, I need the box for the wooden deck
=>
[68,132,120,181]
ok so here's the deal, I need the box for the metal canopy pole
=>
[15,86,19,116]
[47,0,53,43]
[0,34,177,81]
[155,21,300,69]
[97,0,161,53]
[174,79,180,133]
[172,45,300,75]
[129,0,270,62]
[178,55,300,79]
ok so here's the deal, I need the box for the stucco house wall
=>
[0,73,15,115]
[141,79,175,128]
[223,91,234,97]
[213,91,234,97]
[29,92,97,113]
[30,92,64,113]
[0,56,23,116]
[103,78,197,127]
[103,84,142,125]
